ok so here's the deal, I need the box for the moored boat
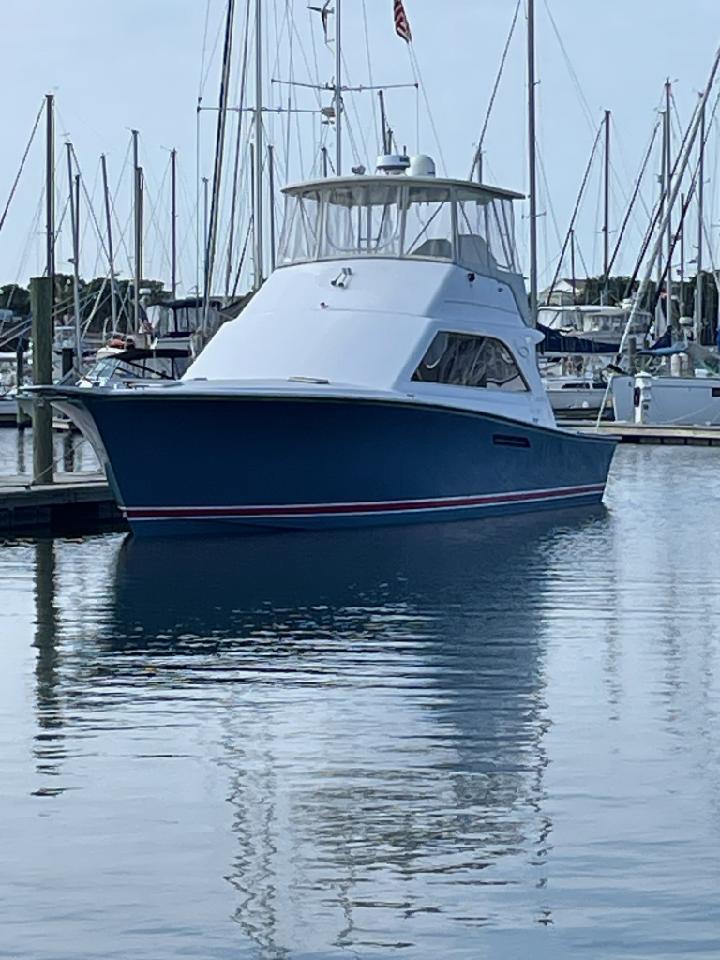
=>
[34,168,616,535]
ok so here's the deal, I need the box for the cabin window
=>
[404,186,454,261]
[412,332,528,392]
[321,183,403,258]
[277,190,323,263]
[456,191,518,274]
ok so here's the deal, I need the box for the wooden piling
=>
[30,276,54,485]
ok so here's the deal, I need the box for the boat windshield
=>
[277,180,519,277]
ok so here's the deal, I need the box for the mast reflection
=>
[33,539,65,795]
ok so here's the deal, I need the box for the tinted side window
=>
[412,333,528,392]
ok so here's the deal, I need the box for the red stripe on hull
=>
[124,484,606,521]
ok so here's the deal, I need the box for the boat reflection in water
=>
[91,509,602,953]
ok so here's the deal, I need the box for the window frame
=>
[410,330,530,394]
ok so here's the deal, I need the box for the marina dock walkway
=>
[562,422,720,446]
[0,472,123,534]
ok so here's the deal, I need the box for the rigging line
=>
[607,119,660,278]
[304,8,324,105]
[199,2,227,98]
[546,122,603,302]
[541,0,595,133]
[407,46,448,175]
[611,144,651,225]
[0,100,44,236]
[113,206,135,279]
[340,51,371,165]
[279,7,324,179]
[535,142,564,259]
[230,217,253,298]
[669,91,686,152]
[53,195,70,274]
[651,176,702,315]
[267,0,292,88]
[78,157,102,266]
[574,237,591,289]
[14,188,44,288]
[470,0,521,180]
[283,0,294,184]
[361,0,380,151]
[590,141,603,274]
[266,0,291,178]
[144,156,173,280]
[199,0,213,96]
[80,277,110,333]
[204,0,236,310]
[178,162,201,246]
[102,138,134,275]
[69,145,110,263]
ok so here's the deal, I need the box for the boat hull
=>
[48,390,616,536]
[612,374,720,426]
[546,385,612,419]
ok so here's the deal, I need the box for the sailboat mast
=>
[66,144,82,372]
[45,94,55,297]
[100,155,118,333]
[202,176,209,288]
[695,97,705,343]
[268,143,276,272]
[527,0,538,325]
[603,109,611,294]
[132,130,143,333]
[170,149,178,300]
[656,109,666,291]
[335,0,342,175]
[204,0,235,330]
[665,80,672,329]
[254,0,264,290]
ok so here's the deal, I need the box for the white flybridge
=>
[189,166,551,427]
[37,157,616,535]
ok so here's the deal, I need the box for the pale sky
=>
[0,0,718,294]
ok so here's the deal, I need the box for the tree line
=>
[0,275,171,337]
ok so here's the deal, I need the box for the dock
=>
[0,472,124,534]
[562,421,720,446]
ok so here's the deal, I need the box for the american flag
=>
[394,0,412,43]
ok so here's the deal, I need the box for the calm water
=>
[2,445,720,958]
[0,427,98,477]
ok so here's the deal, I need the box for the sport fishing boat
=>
[33,161,616,535]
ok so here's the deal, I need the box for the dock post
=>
[31,276,54,486]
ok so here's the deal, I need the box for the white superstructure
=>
[187,174,554,429]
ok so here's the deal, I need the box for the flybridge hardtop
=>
[281,174,525,202]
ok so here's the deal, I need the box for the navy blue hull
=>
[52,392,616,536]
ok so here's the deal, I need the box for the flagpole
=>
[527,0,538,327]
[335,0,342,175]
